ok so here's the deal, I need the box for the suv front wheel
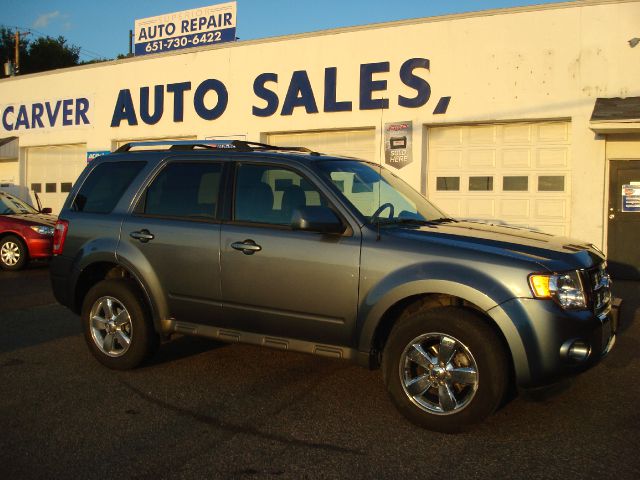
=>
[382,306,508,433]
[81,279,159,370]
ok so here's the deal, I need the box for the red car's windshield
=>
[0,194,38,215]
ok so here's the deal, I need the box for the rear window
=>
[72,162,146,213]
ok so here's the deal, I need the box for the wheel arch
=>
[73,260,166,335]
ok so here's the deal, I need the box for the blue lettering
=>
[31,103,44,128]
[181,20,189,33]
[140,85,164,125]
[398,58,431,108]
[252,73,279,117]
[139,28,148,41]
[15,105,30,130]
[281,71,318,116]
[167,82,191,122]
[62,99,73,126]
[193,79,228,120]
[324,67,352,113]
[2,106,13,131]
[111,89,138,127]
[46,101,61,126]
[76,98,90,125]
[359,62,389,110]
[224,13,232,26]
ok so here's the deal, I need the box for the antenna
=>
[377,98,386,241]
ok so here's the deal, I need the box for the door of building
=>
[607,160,640,280]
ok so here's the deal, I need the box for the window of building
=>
[61,182,73,193]
[31,183,42,193]
[538,175,565,192]
[469,176,493,191]
[436,177,460,191]
[45,183,56,193]
[503,176,528,191]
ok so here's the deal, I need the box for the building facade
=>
[1,0,639,268]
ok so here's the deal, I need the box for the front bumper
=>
[490,296,620,388]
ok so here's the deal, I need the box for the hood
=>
[3,212,58,227]
[388,220,603,272]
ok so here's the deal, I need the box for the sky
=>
[1,0,573,61]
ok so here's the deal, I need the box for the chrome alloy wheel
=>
[1,241,20,266]
[89,296,133,357]
[399,333,479,415]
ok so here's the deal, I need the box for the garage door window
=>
[469,176,493,191]
[538,176,565,192]
[503,176,528,191]
[436,177,460,191]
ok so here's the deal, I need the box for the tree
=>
[0,27,28,76]
[0,29,82,77]
[22,36,80,74]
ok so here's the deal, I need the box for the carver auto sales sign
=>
[134,2,237,56]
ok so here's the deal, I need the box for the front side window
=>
[234,164,325,225]
[141,162,223,219]
[315,160,446,224]
[73,161,146,213]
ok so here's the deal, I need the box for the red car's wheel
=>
[0,235,27,270]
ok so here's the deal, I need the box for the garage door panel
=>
[267,129,375,162]
[536,148,569,169]
[468,150,496,169]
[502,149,531,168]
[428,121,571,236]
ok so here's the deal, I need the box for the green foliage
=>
[0,28,88,77]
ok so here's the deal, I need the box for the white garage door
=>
[26,144,87,214]
[267,129,376,162]
[0,160,18,185]
[427,121,571,236]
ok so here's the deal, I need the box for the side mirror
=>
[40,207,52,214]
[291,206,345,234]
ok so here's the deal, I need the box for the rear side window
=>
[73,162,146,213]
[140,162,223,219]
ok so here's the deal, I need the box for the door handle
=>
[231,239,262,255]
[130,229,155,243]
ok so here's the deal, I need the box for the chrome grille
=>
[586,263,612,316]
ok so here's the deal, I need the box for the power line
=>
[0,23,109,60]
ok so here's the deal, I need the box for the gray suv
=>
[50,140,619,432]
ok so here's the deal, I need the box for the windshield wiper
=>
[377,217,457,226]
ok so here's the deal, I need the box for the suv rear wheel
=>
[382,306,508,433]
[81,279,159,370]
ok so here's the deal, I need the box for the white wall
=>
[0,0,638,246]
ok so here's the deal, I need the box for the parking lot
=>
[1,264,639,479]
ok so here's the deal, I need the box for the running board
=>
[172,321,358,361]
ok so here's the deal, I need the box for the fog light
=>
[567,341,591,362]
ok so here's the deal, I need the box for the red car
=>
[0,191,56,270]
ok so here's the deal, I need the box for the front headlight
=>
[30,225,55,236]
[529,271,586,309]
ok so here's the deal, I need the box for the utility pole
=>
[14,29,30,74]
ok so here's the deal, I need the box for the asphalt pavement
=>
[1,267,639,479]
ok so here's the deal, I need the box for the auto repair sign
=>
[135,2,237,56]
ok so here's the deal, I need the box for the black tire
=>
[81,279,159,370]
[0,235,28,271]
[382,306,508,433]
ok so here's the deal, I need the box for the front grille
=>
[584,262,612,316]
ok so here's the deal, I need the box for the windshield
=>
[0,194,38,215]
[315,160,450,225]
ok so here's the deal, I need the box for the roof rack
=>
[114,139,321,155]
